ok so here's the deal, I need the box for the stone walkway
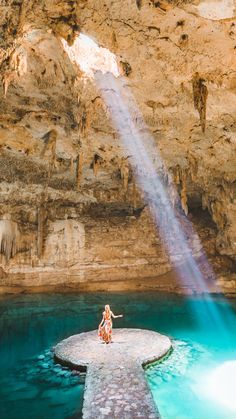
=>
[54,328,172,419]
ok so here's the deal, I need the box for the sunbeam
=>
[94,71,235,336]
[63,33,235,338]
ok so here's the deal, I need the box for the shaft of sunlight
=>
[95,71,234,333]
[63,33,235,339]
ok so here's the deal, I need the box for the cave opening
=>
[61,33,120,79]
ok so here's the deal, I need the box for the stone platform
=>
[54,328,172,419]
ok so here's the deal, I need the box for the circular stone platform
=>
[54,329,171,419]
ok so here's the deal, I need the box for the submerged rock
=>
[41,363,50,369]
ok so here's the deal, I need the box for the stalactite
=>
[79,105,87,135]
[37,206,46,259]
[70,156,74,175]
[132,180,137,208]
[180,172,188,215]
[41,129,57,172]
[173,166,180,184]
[3,71,16,97]
[169,183,178,208]
[37,129,55,258]
[188,153,198,182]
[180,188,188,215]
[3,46,28,97]
[192,72,208,133]
[93,159,99,177]
[92,154,103,177]
[202,193,208,211]
[136,0,142,9]
[75,152,83,189]
[0,217,20,262]
[11,47,28,76]
[111,31,118,50]
[120,160,129,192]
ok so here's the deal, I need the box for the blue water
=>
[0,293,236,419]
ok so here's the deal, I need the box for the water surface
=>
[0,292,236,419]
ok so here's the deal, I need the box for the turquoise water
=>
[144,295,236,419]
[0,293,236,419]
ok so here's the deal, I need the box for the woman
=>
[98,304,123,344]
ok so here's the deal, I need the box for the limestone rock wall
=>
[77,0,236,258]
[0,0,235,293]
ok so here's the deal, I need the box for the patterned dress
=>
[98,311,112,343]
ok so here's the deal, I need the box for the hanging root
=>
[192,72,208,133]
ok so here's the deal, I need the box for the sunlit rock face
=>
[0,0,235,293]
[196,0,236,20]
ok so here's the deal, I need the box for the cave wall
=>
[1,200,232,293]
[0,0,235,293]
[77,0,236,259]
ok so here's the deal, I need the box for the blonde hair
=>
[105,304,110,312]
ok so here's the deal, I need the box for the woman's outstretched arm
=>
[111,311,123,319]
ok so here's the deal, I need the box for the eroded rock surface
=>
[0,1,235,293]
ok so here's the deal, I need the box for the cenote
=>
[1,292,236,419]
[1,1,236,418]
